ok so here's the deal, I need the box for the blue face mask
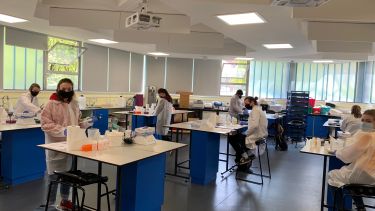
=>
[361,122,374,132]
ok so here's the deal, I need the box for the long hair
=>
[351,105,362,118]
[158,88,172,103]
[56,78,74,102]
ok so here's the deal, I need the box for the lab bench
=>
[305,114,341,138]
[0,124,45,186]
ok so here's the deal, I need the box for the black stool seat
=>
[333,184,375,210]
[54,170,108,186]
[343,184,375,197]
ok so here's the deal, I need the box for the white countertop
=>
[80,106,127,111]
[300,138,350,157]
[0,123,41,132]
[266,114,284,120]
[165,120,247,135]
[113,110,194,116]
[323,119,343,128]
[300,144,335,157]
[39,141,186,166]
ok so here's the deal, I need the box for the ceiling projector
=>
[125,1,162,30]
[272,0,331,7]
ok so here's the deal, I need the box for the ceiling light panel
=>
[148,52,170,56]
[263,44,293,49]
[217,12,265,25]
[313,60,334,63]
[235,57,254,61]
[0,14,28,23]
[88,39,118,44]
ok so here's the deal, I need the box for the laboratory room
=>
[1,0,375,211]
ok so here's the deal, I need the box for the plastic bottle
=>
[78,95,87,109]
[118,96,126,108]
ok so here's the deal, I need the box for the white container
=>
[118,96,126,108]
[78,95,87,110]
[106,131,124,147]
[134,135,156,145]
[67,126,88,151]
[87,128,100,140]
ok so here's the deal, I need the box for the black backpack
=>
[275,124,288,151]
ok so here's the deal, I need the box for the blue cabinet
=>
[306,115,330,138]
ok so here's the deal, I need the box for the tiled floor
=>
[0,136,323,211]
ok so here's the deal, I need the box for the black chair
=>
[236,138,271,185]
[45,170,111,211]
[333,184,375,211]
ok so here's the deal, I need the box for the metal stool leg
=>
[265,142,271,179]
[103,182,111,211]
[80,188,85,211]
[258,146,264,185]
[45,181,55,211]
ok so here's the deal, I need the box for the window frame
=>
[219,61,249,96]
[45,36,82,91]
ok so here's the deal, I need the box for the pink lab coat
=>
[41,94,81,175]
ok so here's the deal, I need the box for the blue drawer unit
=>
[92,109,109,134]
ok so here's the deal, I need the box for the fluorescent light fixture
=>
[217,12,265,25]
[88,39,118,44]
[0,14,28,23]
[263,44,293,49]
[235,57,254,61]
[313,60,334,63]
[148,52,170,56]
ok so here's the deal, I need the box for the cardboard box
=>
[177,91,192,108]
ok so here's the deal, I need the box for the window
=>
[46,37,81,90]
[3,45,44,89]
[248,61,289,99]
[295,62,357,102]
[220,61,248,96]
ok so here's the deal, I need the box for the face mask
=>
[361,122,374,132]
[238,95,242,99]
[245,104,253,110]
[57,90,74,101]
[30,91,39,97]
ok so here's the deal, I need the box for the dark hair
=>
[158,88,172,103]
[363,109,375,120]
[56,78,74,102]
[236,89,243,96]
[244,96,259,105]
[351,105,362,118]
[29,83,40,91]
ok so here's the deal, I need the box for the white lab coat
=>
[15,92,40,114]
[245,105,268,151]
[229,95,243,118]
[154,98,173,136]
[328,131,375,188]
[41,99,81,175]
[340,114,362,135]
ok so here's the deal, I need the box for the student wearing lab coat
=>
[340,105,362,135]
[228,96,268,167]
[229,89,244,118]
[14,83,41,114]
[154,88,173,140]
[328,109,375,211]
[40,78,81,210]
